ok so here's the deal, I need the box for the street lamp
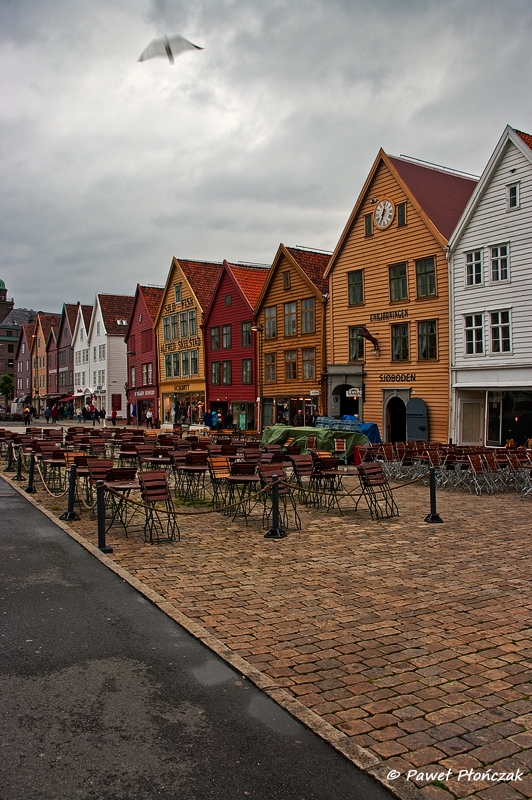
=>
[251,325,264,432]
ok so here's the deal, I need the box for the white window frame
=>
[465,250,482,287]
[507,182,520,211]
[489,309,512,355]
[490,244,509,282]
[464,313,484,355]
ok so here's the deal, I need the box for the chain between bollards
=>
[59,464,80,521]
[264,474,287,539]
[424,466,443,523]
[96,480,113,553]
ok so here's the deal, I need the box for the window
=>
[190,349,198,375]
[8,344,14,353]
[491,245,508,281]
[171,314,178,339]
[392,323,409,361]
[17,361,22,372]
[222,324,232,348]
[211,361,220,385]
[265,353,276,383]
[142,364,148,385]
[348,271,363,306]
[22,343,26,354]
[349,326,365,361]
[222,360,232,385]
[285,350,297,380]
[98,369,105,385]
[465,314,484,354]
[416,257,436,298]
[174,283,182,303]
[466,250,482,285]
[93,346,97,361]
[163,316,171,341]
[242,321,252,347]
[97,321,100,336]
[242,358,252,384]
[364,213,373,237]
[164,355,172,378]
[179,312,188,339]
[188,309,197,336]
[265,306,277,339]
[302,348,315,379]
[490,311,511,353]
[507,183,520,209]
[98,344,106,360]
[389,262,408,301]
[301,298,315,333]
[418,320,437,360]
[80,330,83,342]
[181,351,189,377]
[210,327,220,350]
[284,302,297,336]
[397,202,406,227]
[172,353,180,377]
[283,271,291,290]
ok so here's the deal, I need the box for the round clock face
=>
[374,199,395,229]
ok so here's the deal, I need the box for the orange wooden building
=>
[254,245,330,427]
[325,150,477,442]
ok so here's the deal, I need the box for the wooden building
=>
[254,245,330,428]
[125,284,164,426]
[14,322,36,407]
[448,126,532,447]
[31,313,61,415]
[203,261,268,430]
[72,304,94,413]
[87,294,134,417]
[154,258,221,426]
[325,150,477,442]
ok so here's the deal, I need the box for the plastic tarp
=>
[260,425,370,457]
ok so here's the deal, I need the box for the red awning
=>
[58,395,75,403]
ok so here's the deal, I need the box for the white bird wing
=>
[138,34,203,62]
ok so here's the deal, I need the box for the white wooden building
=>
[448,125,532,447]
[72,303,93,412]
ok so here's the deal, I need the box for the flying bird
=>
[138,33,203,64]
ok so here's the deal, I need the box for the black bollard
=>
[424,466,443,523]
[25,451,36,493]
[59,464,80,521]
[96,480,113,553]
[13,446,24,481]
[5,441,15,472]
[264,474,287,539]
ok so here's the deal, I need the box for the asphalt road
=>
[0,477,394,800]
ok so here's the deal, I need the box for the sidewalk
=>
[4,466,532,800]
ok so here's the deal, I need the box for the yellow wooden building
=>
[154,258,221,426]
[325,150,477,442]
[254,245,330,427]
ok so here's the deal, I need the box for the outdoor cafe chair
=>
[138,470,180,544]
[356,462,399,520]
[258,463,301,531]
[207,456,231,510]
[333,438,348,466]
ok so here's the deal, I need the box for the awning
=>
[58,395,75,403]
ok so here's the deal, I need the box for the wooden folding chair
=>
[138,471,180,543]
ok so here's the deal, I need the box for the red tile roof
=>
[139,286,164,322]
[389,156,477,240]
[176,259,222,311]
[37,313,61,344]
[226,263,269,309]
[81,304,93,331]
[97,294,134,336]
[64,303,79,334]
[515,128,532,152]
[285,247,331,294]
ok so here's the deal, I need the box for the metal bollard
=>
[424,466,443,523]
[13,446,24,481]
[59,464,80,521]
[96,480,113,553]
[5,441,15,472]
[264,474,287,539]
[25,451,36,493]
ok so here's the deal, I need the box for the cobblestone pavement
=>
[3,453,532,800]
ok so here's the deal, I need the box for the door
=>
[461,401,483,445]
[386,396,406,443]
[405,397,429,441]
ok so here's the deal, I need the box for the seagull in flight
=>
[138,33,203,64]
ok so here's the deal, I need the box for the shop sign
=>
[346,387,361,396]
[173,384,190,391]
[379,373,416,382]
[310,390,320,396]
[369,309,409,322]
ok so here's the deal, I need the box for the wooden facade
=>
[448,126,532,447]
[125,284,164,426]
[254,245,330,427]
[154,258,221,426]
[31,313,61,414]
[325,150,477,442]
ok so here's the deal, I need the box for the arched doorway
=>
[386,396,406,442]
[332,384,359,418]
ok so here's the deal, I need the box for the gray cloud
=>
[1,0,532,311]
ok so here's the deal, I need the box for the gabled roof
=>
[255,244,330,312]
[15,321,36,359]
[139,286,165,322]
[81,304,93,331]
[448,125,532,251]
[325,148,477,277]
[37,313,61,346]
[203,261,269,324]
[1,308,36,327]
[64,303,79,334]
[155,258,223,325]
[95,294,134,336]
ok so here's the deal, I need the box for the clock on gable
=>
[374,199,395,229]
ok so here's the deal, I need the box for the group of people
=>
[203,408,234,431]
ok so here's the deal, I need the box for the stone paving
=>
[2,446,532,800]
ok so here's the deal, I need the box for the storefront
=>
[129,389,157,426]
[161,386,205,426]
[455,388,532,448]
[262,395,319,428]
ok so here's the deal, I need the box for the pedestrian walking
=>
[44,406,51,424]
[145,409,153,429]
[100,407,107,427]
[111,408,117,426]
[51,405,59,424]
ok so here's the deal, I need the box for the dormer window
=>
[507,183,520,210]
[283,271,291,290]
[174,283,182,303]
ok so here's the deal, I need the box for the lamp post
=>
[251,324,264,433]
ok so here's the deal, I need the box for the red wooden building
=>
[125,284,164,426]
[203,261,268,430]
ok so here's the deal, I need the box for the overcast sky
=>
[2,0,532,312]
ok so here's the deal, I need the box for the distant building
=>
[0,279,36,402]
